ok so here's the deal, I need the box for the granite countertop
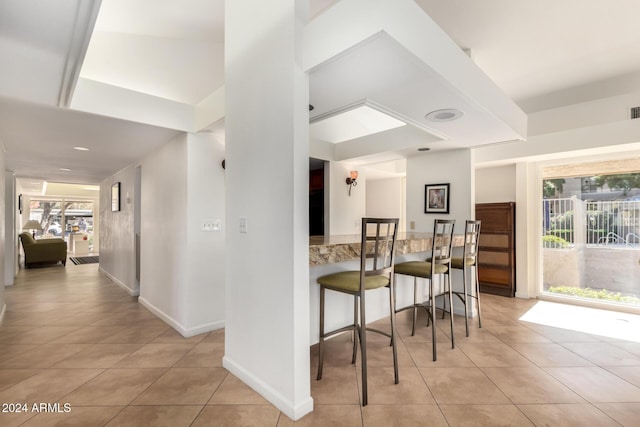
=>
[309,232,462,266]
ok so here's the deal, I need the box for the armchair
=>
[19,232,67,268]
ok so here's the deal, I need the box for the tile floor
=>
[1,263,640,426]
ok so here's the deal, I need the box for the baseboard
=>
[223,355,314,421]
[436,294,478,318]
[138,296,224,338]
[99,267,139,296]
[183,320,225,337]
[0,303,6,323]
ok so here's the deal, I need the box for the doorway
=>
[28,198,95,253]
[309,158,326,236]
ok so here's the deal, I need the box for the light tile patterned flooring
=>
[1,264,640,426]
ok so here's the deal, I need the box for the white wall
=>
[98,132,226,336]
[0,154,6,319]
[475,165,516,203]
[4,172,15,286]
[100,164,139,295]
[528,91,640,136]
[406,150,474,233]
[403,150,473,315]
[366,177,405,231]
[328,161,366,235]
[185,132,225,331]
[139,134,189,327]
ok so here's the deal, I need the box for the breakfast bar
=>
[308,232,466,344]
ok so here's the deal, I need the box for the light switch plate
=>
[201,219,222,232]
[239,217,248,233]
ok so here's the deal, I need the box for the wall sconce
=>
[346,170,358,196]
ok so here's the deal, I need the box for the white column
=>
[224,0,312,420]
[515,161,542,299]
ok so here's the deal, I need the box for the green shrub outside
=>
[547,286,640,304]
[546,230,574,243]
[542,235,571,248]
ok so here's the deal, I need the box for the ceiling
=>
[1,0,640,193]
[415,0,640,108]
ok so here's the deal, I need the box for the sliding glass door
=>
[542,173,640,308]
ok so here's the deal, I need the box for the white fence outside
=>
[542,197,640,297]
[543,197,640,248]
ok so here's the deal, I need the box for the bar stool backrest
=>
[431,219,455,271]
[463,220,482,265]
[360,218,399,290]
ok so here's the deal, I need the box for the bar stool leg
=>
[412,277,418,336]
[351,296,358,364]
[359,293,368,406]
[317,286,325,380]
[447,272,455,349]
[389,280,399,384]
[430,279,437,361]
[463,265,469,337]
[475,264,482,328]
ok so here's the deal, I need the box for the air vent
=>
[631,106,640,119]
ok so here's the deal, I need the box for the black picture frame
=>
[425,183,450,214]
[18,193,23,214]
[111,182,121,212]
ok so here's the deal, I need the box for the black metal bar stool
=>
[393,219,455,361]
[316,218,399,406]
[450,220,482,337]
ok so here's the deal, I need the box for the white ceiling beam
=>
[71,78,195,132]
[304,0,527,140]
[58,0,102,108]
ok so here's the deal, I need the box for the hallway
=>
[1,263,640,426]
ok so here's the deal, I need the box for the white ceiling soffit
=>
[80,0,224,104]
[16,179,100,198]
[332,124,441,163]
[44,182,100,198]
[310,102,407,143]
[305,0,527,159]
[0,0,101,107]
[71,0,226,132]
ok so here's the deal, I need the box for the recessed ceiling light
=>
[73,146,89,151]
[425,109,464,122]
[59,168,72,172]
[417,147,431,152]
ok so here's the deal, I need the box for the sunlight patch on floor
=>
[519,301,640,343]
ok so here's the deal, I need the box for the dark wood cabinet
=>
[475,202,516,297]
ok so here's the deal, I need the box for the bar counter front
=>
[308,232,466,344]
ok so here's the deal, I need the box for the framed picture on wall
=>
[425,183,450,214]
[111,182,121,212]
[18,193,23,214]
